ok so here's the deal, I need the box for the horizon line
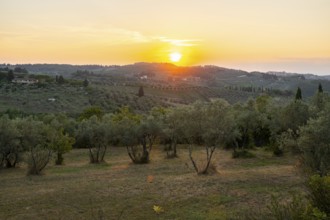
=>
[1,61,329,76]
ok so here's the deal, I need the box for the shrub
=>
[276,129,300,155]
[308,175,330,216]
[268,194,308,220]
[263,194,327,220]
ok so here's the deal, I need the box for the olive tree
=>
[281,100,310,136]
[0,115,21,168]
[42,115,75,165]
[162,107,185,158]
[18,118,53,175]
[232,100,260,150]
[49,128,75,165]
[76,116,111,163]
[183,100,238,174]
[276,100,310,154]
[298,105,330,176]
[112,107,161,164]
[136,116,162,162]
[310,89,329,117]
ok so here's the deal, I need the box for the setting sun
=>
[169,52,182,63]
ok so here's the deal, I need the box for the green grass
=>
[0,147,306,219]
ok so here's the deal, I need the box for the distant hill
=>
[7,62,326,96]
[0,62,329,115]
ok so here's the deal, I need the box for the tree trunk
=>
[201,146,216,174]
[127,146,135,162]
[173,141,177,156]
[55,152,63,165]
[166,141,178,158]
[100,145,107,162]
[188,145,199,173]
[89,147,95,163]
[96,144,100,163]
[38,150,52,173]
[141,141,149,163]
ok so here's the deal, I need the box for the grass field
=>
[0,147,305,220]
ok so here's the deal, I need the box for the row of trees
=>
[1,86,329,177]
[0,115,74,174]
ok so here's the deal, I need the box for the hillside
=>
[0,63,329,114]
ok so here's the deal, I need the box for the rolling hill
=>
[0,63,329,114]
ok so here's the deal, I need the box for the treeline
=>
[0,85,328,173]
[0,67,29,82]
[0,64,107,75]
[226,85,293,96]
[0,66,29,74]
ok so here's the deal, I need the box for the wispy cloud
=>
[0,23,202,49]
[158,37,202,47]
[64,25,152,44]
[0,24,153,45]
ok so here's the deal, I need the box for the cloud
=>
[0,24,153,46]
[158,37,202,47]
[1,23,203,50]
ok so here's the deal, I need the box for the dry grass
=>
[0,147,306,220]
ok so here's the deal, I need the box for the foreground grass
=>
[0,147,305,220]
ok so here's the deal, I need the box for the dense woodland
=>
[1,66,330,219]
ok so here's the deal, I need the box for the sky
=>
[1,0,330,75]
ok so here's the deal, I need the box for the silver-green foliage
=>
[0,115,21,168]
[181,99,238,174]
[299,105,330,176]
[17,118,53,175]
[76,115,112,163]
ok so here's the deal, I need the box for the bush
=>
[268,194,308,220]
[232,150,255,159]
[276,129,300,155]
[308,175,330,216]
[269,193,328,220]
[298,107,330,176]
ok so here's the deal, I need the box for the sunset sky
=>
[1,0,330,75]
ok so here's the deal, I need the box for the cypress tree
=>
[318,83,323,93]
[295,87,302,101]
[138,86,144,97]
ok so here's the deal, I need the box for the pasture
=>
[0,147,305,220]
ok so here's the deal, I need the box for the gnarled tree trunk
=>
[189,145,216,175]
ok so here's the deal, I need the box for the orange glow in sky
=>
[1,0,330,74]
